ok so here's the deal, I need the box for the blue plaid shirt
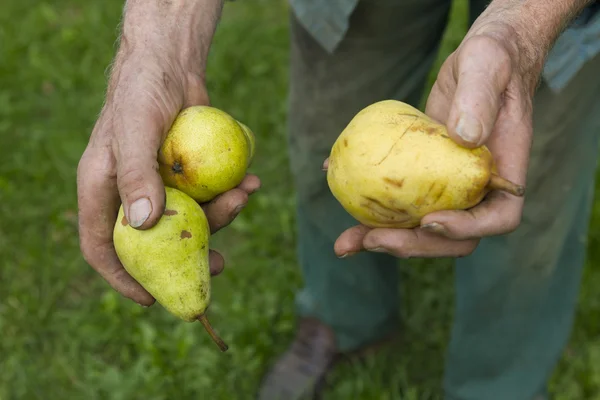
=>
[289,0,600,92]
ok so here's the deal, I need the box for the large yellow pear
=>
[158,106,254,203]
[113,186,228,351]
[326,100,524,229]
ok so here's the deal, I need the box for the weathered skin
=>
[327,100,497,229]
[113,187,211,322]
[158,106,252,203]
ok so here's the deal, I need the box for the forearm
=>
[119,0,224,72]
[469,0,594,88]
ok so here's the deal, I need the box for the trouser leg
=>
[444,51,600,400]
[288,0,452,351]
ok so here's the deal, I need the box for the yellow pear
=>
[158,106,254,203]
[113,186,228,351]
[326,99,524,229]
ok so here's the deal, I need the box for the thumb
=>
[446,35,512,148]
[114,116,167,230]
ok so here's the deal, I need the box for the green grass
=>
[2,0,600,399]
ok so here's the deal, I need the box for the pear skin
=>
[326,100,524,229]
[158,106,251,203]
[113,186,228,351]
[236,120,256,166]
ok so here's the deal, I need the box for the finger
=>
[236,173,261,194]
[77,148,155,306]
[322,158,329,171]
[113,103,168,230]
[420,180,525,241]
[209,250,225,276]
[424,56,456,124]
[333,224,372,257]
[445,35,512,147]
[183,77,211,107]
[362,227,479,258]
[202,188,249,233]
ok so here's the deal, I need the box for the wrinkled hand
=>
[330,22,539,259]
[77,49,260,306]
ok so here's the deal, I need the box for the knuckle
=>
[77,146,117,188]
[117,164,150,200]
[462,34,513,83]
[209,216,225,232]
[79,236,101,271]
[77,149,98,185]
[457,241,479,258]
[467,34,509,58]
[76,150,90,178]
[506,212,523,233]
[392,247,411,259]
[433,60,456,97]
[79,240,94,266]
[228,191,248,211]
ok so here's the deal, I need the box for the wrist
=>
[119,0,224,73]
[467,0,593,92]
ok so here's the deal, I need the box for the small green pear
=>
[113,186,228,351]
[158,106,254,203]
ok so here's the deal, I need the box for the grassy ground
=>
[2,0,600,399]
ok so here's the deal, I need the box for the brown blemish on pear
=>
[383,177,404,188]
[121,216,128,226]
[164,209,178,216]
[180,230,192,239]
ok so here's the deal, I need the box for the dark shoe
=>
[257,317,399,400]
[257,318,338,400]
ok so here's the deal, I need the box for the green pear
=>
[113,186,228,351]
[158,106,254,203]
[236,120,256,166]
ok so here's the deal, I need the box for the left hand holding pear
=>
[112,106,257,352]
[114,187,228,351]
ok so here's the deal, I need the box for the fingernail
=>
[129,198,152,228]
[367,247,387,253]
[337,251,357,259]
[455,113,482,144]
[421,222,447,235]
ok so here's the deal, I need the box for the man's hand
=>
[330,0,592,259]
[76,0,259,306]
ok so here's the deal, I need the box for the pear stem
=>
[488,173,525,197]
[198,314,228,352]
